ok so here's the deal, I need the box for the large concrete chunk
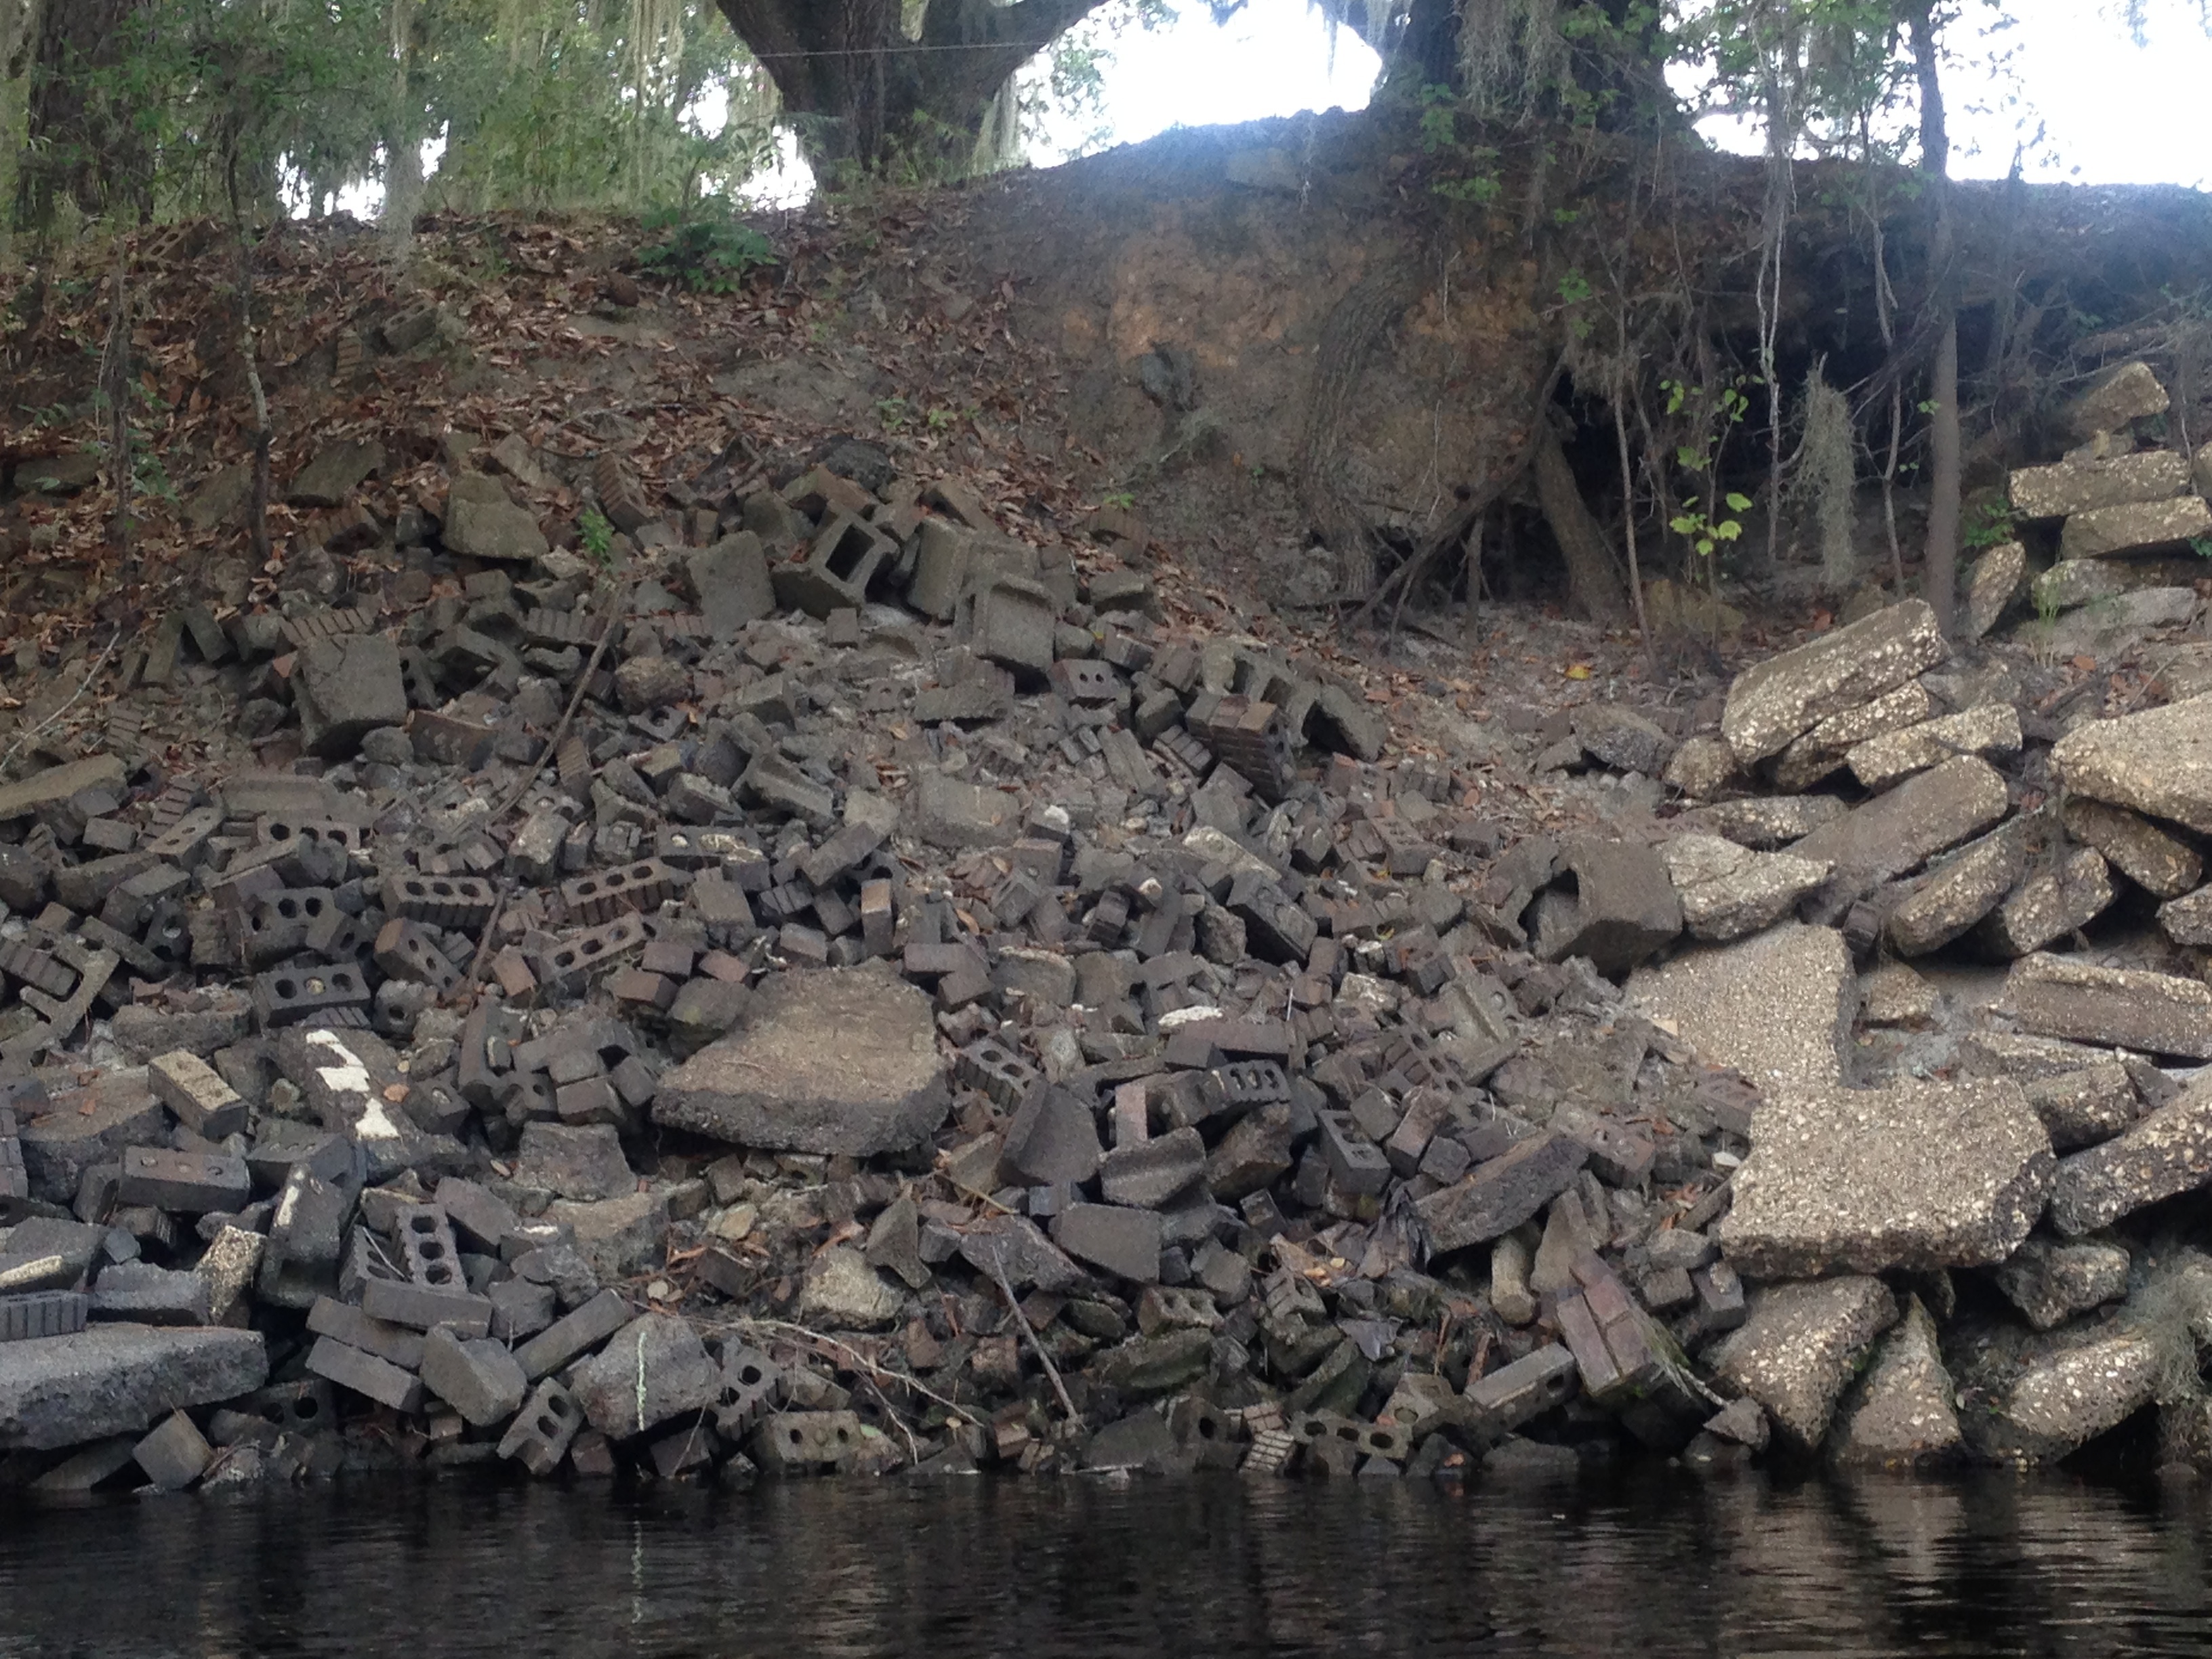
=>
[653,966,949,1155]
[444,472,548,563]
[2048,1076,2212,1235]
[2009,449,2188,519]
[905,772,1021,849]
[1529,838,1681,975]
[1721,1078,2052,1277]
[1885,824,2025,956]
[1992,1237,2131,1330]
[1954,1322,2164,1464]
[2062,798,2203,899]
[1845,703,2022,792]
[2162,884,2212,947]
[295,635,408,759]
[1658,834,1829,942]
[1721,600,1947,764]
[2069,360,2169,436]
[2052,694,2212,836]
[0,754,125,824]
[1826,1298,1962,1469]
[2060,495,2212,560]
[1628,922,1853,1093]
[0,1325,267,1450]
[1788,756,2010,889]
[1980,848,2117,958]
[687,533,775,637]
[571,1313,718,1439]
[2007,954,2212,1061]
[1710,1277,1898,1454]
[1774,682,1933,792]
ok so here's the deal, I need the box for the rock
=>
[287,439,385,508]
[796,1246,902,1329]
[2059,496,2212,559]
[1720,600,1948,764]
[2052,693,2212,836]
[1992,1237,2131,1330]
[613,655,689,714]
[654,966,949,1155]
[1860,962,1939,1028]
[2068,360,2170,438]
[571,1313,719,1439]
[999,1086,1102,1186]
[2010,449,2189,519]
[2023,1062,2145,1152]
[1720,1077,2052,1277]
[2048,1075,2212,1235]
[1086,1328,1211,1395]
[1529,839,1681,976]
[1572,703,1673,774]
[1954,1321,2164,1464]
[2033,588,2202,659]
[956,1214,1086,1293]
[545,1191,667,1281]
[1826,1298,1963,1469]
[688,535,777,636]
[2062,799,2203,899]
[1658,834,1829,942]
[1709,1277,1898,1454]
[1774,682,1933,792]
[1980,848,2117,958]
[1790,756,2011,892]
[1050,1204,1163,1283]
[1662,734,1740,800]
[295,635,408,759]
[1846,704,2022,791]
[2161,884,2212,946]
[0,1326,268,1451]
[444,473,549,563]
[1885,824,2026,957]
[2007,954,2212,1061]
[905,772,1021,849]
[1964,541,2027,642]
[514,1122,634,1202]
[1628,923,1853,1094]
[1674,794,1846,849]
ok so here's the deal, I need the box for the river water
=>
[3,1469,2210,1656]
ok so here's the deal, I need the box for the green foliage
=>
[2191,535,2212,560]
[636,202,773,293]
[1963,501,2017,551]
[578,508,614,561]
[1416,84,1504,209]
[1672,493,1753,559]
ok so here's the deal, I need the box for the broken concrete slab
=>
[796,1246,902,1329]
[1992,1237,2131,1330]
[1774,682,1934,792]
[0,754,126,824]
[1721,1077,2053,1277]
[1826,1297,1963,1469]
[1965,543,2028,644]
[2161,884,2212,947]
[444,472,548,564]
[0,1324,267,1450]
[1658,834,1830,943]
[654,966,949,1155]
[2059,495,2212,560]
[2050,692,2212,835]
[2007,954,2212,1061]
[904,772,1021,850]
[571,1313,719,1439]
[1846,704,2022,792]
[1628,922,1853,1093]
[2062,799,2203,900]
[1980,848,2117,959]
[1721,600,1948,764]
[1529,838,1681,977]
[1885,824,2026,957]
[295,635,408,759]
[2009,449,2190,519]
[2048,1076,2212,1235]
[1710,1277,1898,1454]
[1788,756,2011,891]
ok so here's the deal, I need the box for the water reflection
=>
[2,1469,2210,1656]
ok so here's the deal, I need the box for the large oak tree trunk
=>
[714,0,1110,180]
[15,0,147,230]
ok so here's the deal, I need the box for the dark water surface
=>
[5,1469,2212,1656]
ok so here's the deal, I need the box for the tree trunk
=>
[382,0,422,263]
[714,0,1111,180]
[14,0,147,231]
[1534,420,1630,626]
[1908,1,1959,636]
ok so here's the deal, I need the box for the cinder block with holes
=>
[240,888,341,968]
[561,859,680,925]
[373,918,461,996]
[713,1346,781,1440]
[251,961,371,1030]
[390,873,499,930]
[773,514,895,617]
[751,1409,865,1475]
[498,1377,583,1475]
[530,914,653,993]
[956,1038,1039,1108]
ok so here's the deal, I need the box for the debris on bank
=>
[0,361,2208,1495]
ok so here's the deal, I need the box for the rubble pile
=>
[0,394,2208,1496]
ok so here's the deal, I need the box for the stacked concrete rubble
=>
[1,424,2207,1497]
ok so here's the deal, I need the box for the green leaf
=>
[1725,492,1753,512]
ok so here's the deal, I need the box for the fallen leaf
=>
[1564,663,1593,680]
